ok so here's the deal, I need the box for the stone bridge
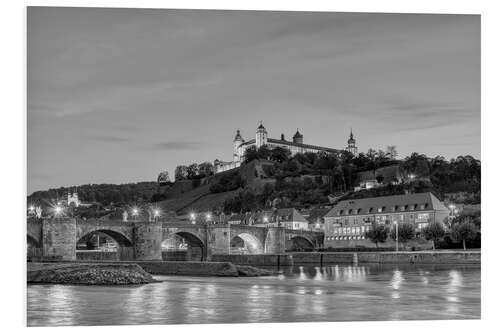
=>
[27,218,324,261]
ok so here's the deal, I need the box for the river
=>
[27,263,480,326]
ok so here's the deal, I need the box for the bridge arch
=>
[76,229,134,260]
[230,233,264,254]
[27,234,40,248]
[77,229,133,248]
[162,231,206,261]
[288,235,315,252]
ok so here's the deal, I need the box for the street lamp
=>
[394,220,399,252]
[132,207,139,221]
[205,212,212,225]
[54,205,63,217]
[263,215,269,223]
[153,209,161,222]
[190,212,196,224]
[449,204,456,219]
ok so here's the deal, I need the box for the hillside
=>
[157,160,270,214]
[28,151,480,216]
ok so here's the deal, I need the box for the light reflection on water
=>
[27,264,480,326]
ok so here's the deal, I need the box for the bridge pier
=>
[264,227,286,254]
[42,218,76,260]
[133,222,163,260]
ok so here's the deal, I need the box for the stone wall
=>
[211,254,294,266]
[42,218,76,260]
[211,251,480,266]
[264,228,286,253]
[133,222,163,260]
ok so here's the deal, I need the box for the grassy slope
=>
[158,160,274,214]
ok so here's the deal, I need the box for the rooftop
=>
[324,192,449,217]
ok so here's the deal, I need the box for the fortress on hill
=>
[214,122,358,173]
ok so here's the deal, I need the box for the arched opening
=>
[287,236,315,252]
[230,233,264,254]
[27,235,41,259]
[162,232,205,261]
[76,230,133,261]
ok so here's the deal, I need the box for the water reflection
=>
[27,264,480,326]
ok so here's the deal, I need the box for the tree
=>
[157,171,171,185]
[257,145,272,160]
[270,146,291,163]
[451,221,478,250]
[174,165,188,181]
[390,222,416,249]
[422,222,445,250]
[186,163,199,179]
[244,146,259,163]
[365,225,389,248]
[386,145,398,160]
[198,162,215,177]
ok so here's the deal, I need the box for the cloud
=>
[151,141,204,151]
[88,135,130,143]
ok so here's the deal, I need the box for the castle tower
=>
[346,128,358,156]
[233,129,244,161]
[292,129,303,144]
[67,187,80,207]
[255,122,268,148]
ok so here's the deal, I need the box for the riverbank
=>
[211,250,481,267]
[27,261,276,284]
[27,262,155,285]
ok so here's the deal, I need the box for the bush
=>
[209,172,245,193]
[450,221,478,250]
[390,222,415,249]
[422,222,445,250]
[365,225,389,248]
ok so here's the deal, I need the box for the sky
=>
[27,7,480,194]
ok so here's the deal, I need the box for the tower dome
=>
[255,121,268,148]
[234,129,243,142]
[292,129,303,144]
[346,128,358,156]
[348,129,355,144]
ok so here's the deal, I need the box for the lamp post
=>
[153,209,160,222]
[190,212,196,224]
[132,208,139,221]
[54,205,63,217]
[205,212,212,225]
[449,204,456,219]
[394,220,399,252]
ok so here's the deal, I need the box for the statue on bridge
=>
[122,210,128,222]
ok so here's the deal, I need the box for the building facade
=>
[323,192,450,248]
[215,123,357,173]
[226,208,309,230]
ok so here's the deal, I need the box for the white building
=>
[215,123,356,173]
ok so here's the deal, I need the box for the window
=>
[357,208,362,214]
[348,209,353,214]
[393,205,398,212]
[356,227,360,234]
[417,213,429,221]
[339,210,344,215]
[403,205,408,211]
[361,226,365,233]
[369,207,374,213]
[377,207,383,213]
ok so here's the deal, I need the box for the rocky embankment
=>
[235,265,276,277]
[27,263,155,285]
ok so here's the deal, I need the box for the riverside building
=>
[323,192,450,248]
